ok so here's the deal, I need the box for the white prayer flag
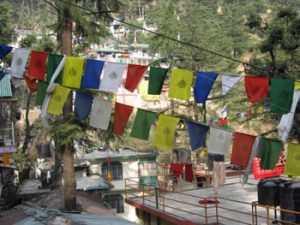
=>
[221,74,242,95]
[207,127,233,155]
[90,96,112,130]
[99,62,125,93]
[10,48,30,78]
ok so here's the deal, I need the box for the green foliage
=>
[0,2,16,44]
[19,35,37,48]
[11,150,32,170]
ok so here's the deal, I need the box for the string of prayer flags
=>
[130,109,156,140]
[230,132,256,167]
[90,97,112,130]
[36,81,49,106]
[0,44,13,59]
[284,143,300,176]
[259,137,283,170]
[194,72,218,103]
[207,127,233,155]
[99,62,125,93]
[27,51,48,80]
[24,74,37,93]
[138,80,160,101]
[113,102,134,136]
[125,64,147,92]
[270,78,294,114]
[47,85,71,115]
[152,114,180,150]
[221,73,242,95]
[148,66,168,95]
[46,54,64,83]
[10,48,30,78]
[185,120,209,151]
[74,92,93,120]
[245,75,269,103]
[80,59,104,89]
[169,69,193,101]
[62,56,85,88]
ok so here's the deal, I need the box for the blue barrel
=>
[257,178,281,206]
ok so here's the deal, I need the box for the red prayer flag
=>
[113,102,134,135]
[28,51,48,80]
[245,76,269,103]
[230,132,256,167]
[124,64,147,92]
[24,74,37,93]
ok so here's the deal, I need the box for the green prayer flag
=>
[259,137,283,169]
[148,66,168,95]
[284,143,300,176]
[46,54,64,84]
[270,78,294,114]
[130,109,156,140]
[36,81,49,106]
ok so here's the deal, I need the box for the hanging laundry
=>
[27,51,48,80]
[24,74,37,93]
[207,153,225,170]
[46,54,64,83]
[169,69,193,101]
[244,75,269,103]
[99,62,125,93]
[0,75,12,97]
[194,72,218,103]
[259,137,283,170]
[270,78,294,114]
[185,120,209,151]
[74,92,93,120]
[130,109,156,140]
[185,163,193,182]
[36,81,49,106]
[90,97,112,130]
[10,48,30,78]
[170,163,184,180]
[211,161,226,195]
[148,66,168,95]
[125,64,147,92]
[284,143,300,176]
[152,114,180,150]
[47,85,71,115]
[230,132,256,167]
[62,56,85,89]
[80,59,104,89]
[207,127,233,155]
[221,73,241,95]
[0,44,13,59]
[113,102,134,136]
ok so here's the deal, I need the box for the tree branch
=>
[42,0,58,11]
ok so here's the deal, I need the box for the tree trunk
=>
[22,93,32,151]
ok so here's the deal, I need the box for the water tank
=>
[36,143,51,158]
[280,181,300,224]
[257,178,281,206]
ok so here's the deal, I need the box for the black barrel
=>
[280,181,300,224]
[36,143,51,158]
[257,178,281,206]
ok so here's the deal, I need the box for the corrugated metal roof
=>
[0,75,12,97]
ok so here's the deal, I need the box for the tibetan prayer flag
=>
[169,69,193,101]
[27,51,48,80]
[90,97,112,130]
[221,74,241,95]
[0,75,12,97]
[207,127,233,155]
[62,56,85,88]
[47,85,71,115]
[24,75,37,93]
[284,143,300,176]
[194,72,218,103]
[10,48,30,78]
[81,59,104,89]
[295,81,300,90]
[74,92,93,120]
[270,78,294,114]
[0,44,13,59]
[259,137,283,170]
[113,102,133,136]
[130,109,156,140]
[185,120,209,151]
[36,81,49,106]
[46,54,64,83]
[152,114,179,150]
[99,62,125,93]
[148,66,168,95]
[230,132,256,167]
[125,64,147,92]
[245,75,269,103]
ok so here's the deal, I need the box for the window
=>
[101,161,123,181]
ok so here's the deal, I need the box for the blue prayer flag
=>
[194,72,218,103]
[0,44,13,60]
[74,92,93,120]
[186,120,209,151]
[81,59,104,89]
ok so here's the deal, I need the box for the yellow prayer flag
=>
[295,81,300,90]
[62,56,85,88]
[169,69,193,101]
[284,143,300,176]
[152,114,180,150]
[47,85,71,115]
